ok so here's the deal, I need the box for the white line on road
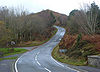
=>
[15,57,20,72]
[35,52,41,66]
[67,66,80,72]
[51,57,64,67]
[37,60,41,66]
[44,68,51,72]
[51,56,80,72]
[35,52,51,72]
[15,52,29,72]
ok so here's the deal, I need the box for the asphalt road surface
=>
[15,26,79,72]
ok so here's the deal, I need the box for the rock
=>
[88,55,100,68]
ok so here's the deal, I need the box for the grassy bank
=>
[18,28,58,47]
[0,48,28,61]
[52,45,87,66]
[54,33,100,66]
[0,48,28,56]
[0,56,18,61]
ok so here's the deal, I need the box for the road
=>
[15,26,79,72]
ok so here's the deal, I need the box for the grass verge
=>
[52,45,87,66]
[0,48,28,57]
[0,56,18,61]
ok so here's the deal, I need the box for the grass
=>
[18,28,58,47]
[52,45,87,66]
[0,48,28,57]
[0,56,18,61]
[88,64,97,68]
[0,28,58,61]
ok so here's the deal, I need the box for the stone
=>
[88,55,100,68]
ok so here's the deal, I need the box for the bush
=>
[60,34,100,59]
[59,34,77,49]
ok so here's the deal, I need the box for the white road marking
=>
[67,66,80,72]
[67,66,88,72]
[15,52,29,72]
[37,60,41,66]
[51,57,64,67]
[44,68,51,72]
[51,57,80,72]
[35,52,41,66]
[35,54,37,61]
[15,57,20,72]
[35,52,51,72]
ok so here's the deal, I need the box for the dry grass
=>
[59,35,77,49]
[60,34,100,51]
[82,35,100,51]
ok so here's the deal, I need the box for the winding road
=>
[15,26,79,72]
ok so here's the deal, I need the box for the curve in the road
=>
[15,26,79,72]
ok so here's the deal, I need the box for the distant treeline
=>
[0,7,56,47]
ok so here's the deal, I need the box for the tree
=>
[0,7,55,47]
[74,2,99,34]
[50,12,56,25]
[69,9,79,17]
[67,10,80,34]
[0,21,12,47]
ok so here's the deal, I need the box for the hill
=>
[31,9,68,26]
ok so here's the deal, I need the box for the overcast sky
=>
[0,0,100,15]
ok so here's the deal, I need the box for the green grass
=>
[52,45,87,66]
[0,48,27,61]
[0,48,28,57]
[0,56,18,61]
[18,28,58,47]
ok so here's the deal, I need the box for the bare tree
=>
[74,2,99,35]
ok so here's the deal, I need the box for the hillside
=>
[0,7,68,47]
[31,9,68,26]
[52,2,100,67]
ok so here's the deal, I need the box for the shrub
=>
[59,34,77,49]
[82,35,100,51]
[59,34,100,59]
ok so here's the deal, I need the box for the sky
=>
[0,0,100,15]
